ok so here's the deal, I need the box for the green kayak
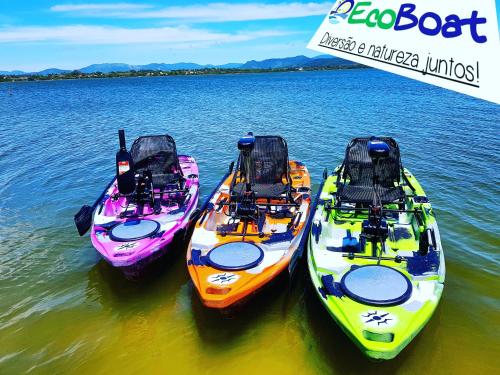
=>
[307,137,445,360]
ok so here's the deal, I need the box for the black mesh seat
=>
[130,135,182,188]
[152,173,182,188]
[232,135,291,199]
[337,137,405,204]
[338,185,404,204]
[233,182,290,198]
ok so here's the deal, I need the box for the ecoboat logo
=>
[329,0,354,24]
[310,0,499,103]
[328,0,488,43]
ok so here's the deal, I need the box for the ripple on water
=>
[0,70,499,373]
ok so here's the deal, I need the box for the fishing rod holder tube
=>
[237,132,255,193]
[361,137,391,248]
[368,136,391,205]
[229,132,259,220]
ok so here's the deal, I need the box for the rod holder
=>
[118,129,126,150]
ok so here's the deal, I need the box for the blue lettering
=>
[442,15,462,38]
[355,2,487,44]
[419,12,442,36]
[394,3,418,31]
[462,11,487,43]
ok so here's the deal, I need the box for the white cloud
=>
[50,3,153,12]
[0,25,293,45]
[50,2,331,22]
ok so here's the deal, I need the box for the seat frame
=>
[130,135,184,191]
[335,137,406,207]
[230,135,293,202]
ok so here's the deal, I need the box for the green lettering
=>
[348,1,372,24]
[366,9,379,27]
[378,9,397,29]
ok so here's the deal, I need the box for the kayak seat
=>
[337,137,405,204]
[151,172,181,189]
[233,182,290,199]
[338,184,405,204]
[231,135,292,200]
[131,135,183,189]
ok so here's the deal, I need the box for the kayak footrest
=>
[262,229,294,244]
[94,221,119,231]
[327,246,362,253]
[318,274,344,299]
[311,220,322,243]
[188,249,208,266]
[407,249,440,276]
[217,222,240,234]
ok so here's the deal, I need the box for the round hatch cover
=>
[110,220,160,242]
[340,265,412,306]
[206,242,264,271]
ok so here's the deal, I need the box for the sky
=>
[0,1,332,71]
[1,1,499,72]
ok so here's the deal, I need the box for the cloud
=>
[50,2,331,22]
[50,3,153,12]
[0,25,293,45]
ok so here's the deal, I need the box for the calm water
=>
[0,70,499,374]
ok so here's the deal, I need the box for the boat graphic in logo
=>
[329,0,354,24]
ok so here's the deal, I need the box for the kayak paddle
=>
[74,177,115,236]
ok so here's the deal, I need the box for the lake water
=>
[0,70,498,374]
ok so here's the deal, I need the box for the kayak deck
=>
[308,167,445,359]
[188,160,311,309]
[90,155,199,271]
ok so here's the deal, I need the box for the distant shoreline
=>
[0,64,367,83]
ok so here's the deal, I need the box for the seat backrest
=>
[130,135,181,184]
[242,135,290,186]
[342,137,401,187]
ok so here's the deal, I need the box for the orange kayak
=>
[187,135,312,309]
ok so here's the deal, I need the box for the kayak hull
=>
[308,251,444,360]
[188,160,312,309]
[103,228,187,279]
[307,166,445,360]
[90,155,199,278]
[188,258,290,309]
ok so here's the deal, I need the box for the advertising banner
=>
[308,0,500,104]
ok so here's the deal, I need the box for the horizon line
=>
[0,53,333,73]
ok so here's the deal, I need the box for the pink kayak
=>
[81,133,199,278]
